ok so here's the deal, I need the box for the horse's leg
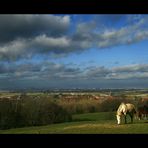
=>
[124,115,127,124]
[130,114,133,123]
[138,113,142,120]
[144,114,147,120]
[139,113,141,120]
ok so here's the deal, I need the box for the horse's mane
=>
[117,102,127,115]
[118,102,126,109]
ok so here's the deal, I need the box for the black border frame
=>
[0,0,148,146]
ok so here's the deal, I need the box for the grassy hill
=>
[0,112,148,134]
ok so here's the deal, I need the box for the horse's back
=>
[126,103,136,113]
[126,103,135,108]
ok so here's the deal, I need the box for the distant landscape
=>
[0,88,148,133]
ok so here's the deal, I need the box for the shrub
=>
[98,98,137,112]
[36,100,72,125]
[58,98,100,114]
[0,99,24,129]
[0,96,72,129]
[98,99,120,112]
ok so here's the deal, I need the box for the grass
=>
[0,112,148,134]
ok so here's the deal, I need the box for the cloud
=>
[76,21,96,34]
[0,15,70,44]
[2,62,148,81]
[112,64,148,73]
[0,34,93,61]
[0,61,82,81]
[1,61,148,90]
[0,15,148,62]
[72,15,148,50]
[85,66,110,79]
[106,64,148,80]
[84,64,148,80]
[0,35,70,60]
[97,20,147,48]
[0,15,71,61]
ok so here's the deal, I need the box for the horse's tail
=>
[134,108,137,114]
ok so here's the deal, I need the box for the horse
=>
[116,102,137,125]
[137,105,148,120]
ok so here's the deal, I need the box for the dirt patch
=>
[64,123,125,130]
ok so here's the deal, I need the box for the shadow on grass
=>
[126,120,148,124]
[72,118,96,122]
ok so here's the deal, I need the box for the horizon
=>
[1,14,148,90]
[1,87,148,93]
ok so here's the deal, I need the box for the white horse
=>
[116,102,137,124]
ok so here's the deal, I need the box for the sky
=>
[1,14,148,90]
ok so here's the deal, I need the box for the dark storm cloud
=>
[0,15,70,44]
[0,15,71,61]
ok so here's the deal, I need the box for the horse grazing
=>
[116,103,137,125]
[137,105,148,120]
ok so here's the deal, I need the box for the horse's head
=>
[116,103,127,124]
[116,114,121,124]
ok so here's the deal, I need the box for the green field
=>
[0,112,148,134]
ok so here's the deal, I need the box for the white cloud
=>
[0,15,148,62]
[33,35,70,48]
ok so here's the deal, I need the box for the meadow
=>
[0,112,148,134]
